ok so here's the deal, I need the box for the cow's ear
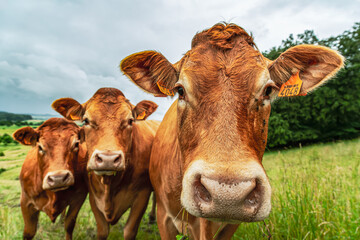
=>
[120,51,178,97]
[268,45,344,95]
[52,98,84,121]
[133,100,158,121]
[13,127,38,146]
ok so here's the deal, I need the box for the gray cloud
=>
[0,0,359,120]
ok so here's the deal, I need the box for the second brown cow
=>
[52,88,160,240]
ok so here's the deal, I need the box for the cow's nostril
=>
[114,156,121,164]
[95,154,103,164]
[244,181,261,206]
[47,176,54,185]
[194,177,212,203]
[63,172,70,182]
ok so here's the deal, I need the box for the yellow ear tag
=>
[24,138,32,145]
[157,81,174,96]
[136,111,146,120]
[69,113,81,121]
[278,72,304,97]
[70,115,78,120]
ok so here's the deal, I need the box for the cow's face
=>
[120,23,344,222]
[13,118,83,191]
[171,42,274,222]
[52,88,157,177]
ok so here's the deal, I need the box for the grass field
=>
[0,125,26,135]
[0,125,359,239]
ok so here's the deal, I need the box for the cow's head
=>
[120,23,344,222]
[13,118,83,191]
[52,88,158,177]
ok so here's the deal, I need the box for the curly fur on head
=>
[191,22,256,50]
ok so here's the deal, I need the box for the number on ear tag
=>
[278,72,304,97]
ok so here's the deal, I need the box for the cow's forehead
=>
[39,127,78,148]
[85,97,132,120]
[38,119,78,138]
[179,23,268,89]
[83,87,132,118]
[179,44,267,101]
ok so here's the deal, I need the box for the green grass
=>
[0,132,359,239]
[0,125,26,135]
[234,139,360,239]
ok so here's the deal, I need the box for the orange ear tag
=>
[157,81,174,96]
[23,138,32,145]
[278,72,305,97]
[69,113,81,121]
[136,111,146,120]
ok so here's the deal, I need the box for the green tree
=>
[0,133,18,146]
[264,23,360,148]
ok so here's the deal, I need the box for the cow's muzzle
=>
[181,160,271,222]
[88,150,125,175]
[42,170,74,191]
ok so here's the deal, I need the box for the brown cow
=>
[13,118,88,240]
[120,23,344,239]
[52,88,160,240]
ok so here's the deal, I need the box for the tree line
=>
[0,120,42,126]
[264,23,360,148]
[0,111,32,121]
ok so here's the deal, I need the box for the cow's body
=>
[121,23,344,239]
[52,88,160,240]
[15,118,88,240]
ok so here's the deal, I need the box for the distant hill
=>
[31,114,59,120]
[0,111,32,121]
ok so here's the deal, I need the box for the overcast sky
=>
[1,0,359,120]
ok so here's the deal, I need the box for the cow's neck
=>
[157,101,184,211]
[32,157,44,196]
[102,176,114,217]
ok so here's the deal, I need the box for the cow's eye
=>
[262,80,278,100]
[83,118,90,126]
[73,141,79,151]
[38,145,45,154]
[264,86,272,97]
[128,118,134,126]
[175,85,186,100]
[178,87,184,96]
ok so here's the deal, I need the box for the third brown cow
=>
[120,23,344,239]
[52,88,160,240]
[13,118,88,240]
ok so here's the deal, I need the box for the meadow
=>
[0,125,359,239]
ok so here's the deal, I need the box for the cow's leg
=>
[89,194,109,240]
[156,196,179,240]
[148,193,156,224]
[21,197,39,240]
[199,218,213,240]
[59,208,67,223]
[123,189,151,240]
[215,224,239,240]
[64,193,87,240]
[198,220,238,240]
